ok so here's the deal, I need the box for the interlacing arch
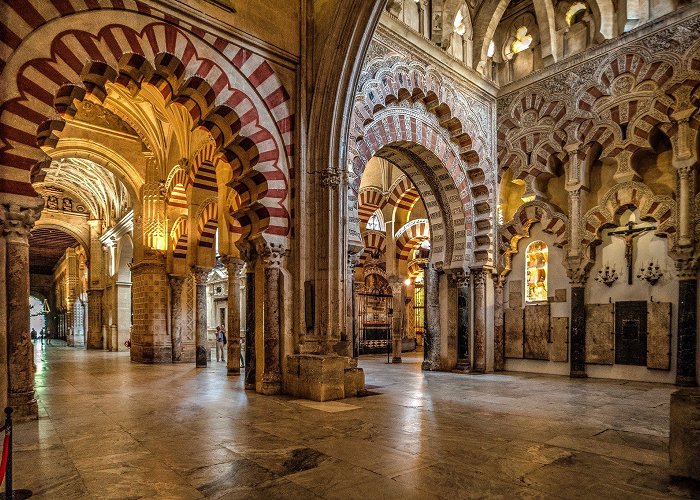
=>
[0,4,292,240]
[170,216,189,260]
[499,201,568,277]
[395,219,430,261]
[580,182,677,254]
[195,200,218,249]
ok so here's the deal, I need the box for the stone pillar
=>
[675,258,698,387]
[568,266,588,378]
[259,243,285,395]
[86,289,103,349]
[223,256,244,376]
[389,278,403,364]
[472,269,487,373]
[191,266,210,368]
[455,272,471,371]
[421,263,440,371]
[130,251,171,362]
[2,203,41,420]
[168,275,185,362]
[493,277,505,371]
[677,165,694,247]
[244,263,256,390]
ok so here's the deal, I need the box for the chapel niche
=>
[525,240,548,303]
[555,0,598,58]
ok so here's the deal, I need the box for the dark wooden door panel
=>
[615,301,647,366]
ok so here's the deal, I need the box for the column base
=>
[196,346,207,367]
[421,360,439,371]
[244,383,256,390]
[454,359,471,372]
[670,388,700,481]
[227,368,241,376]
[260,374,282,395]
[470,368,485,374]
[391,357,402,363]
[285,354,365,401]
[9,392,38,421]
[131,345,173,363]
[675,375,698,387]
[570,370,588,379]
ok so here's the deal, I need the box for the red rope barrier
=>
[0,429,9,484]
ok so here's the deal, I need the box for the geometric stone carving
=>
[505,307,524,358]
[585,303,614,364]
[524,304,549,360]
[549,317,569,362]
[647,302,671,370]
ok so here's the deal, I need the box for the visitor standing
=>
[215,326,225,362]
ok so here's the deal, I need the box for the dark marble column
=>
[455,272,471,372]
[86,289,103,349]
[569,286,587,378]
[390,279,403,364]
[259,243,285,395]
[191,266,210,368]
[421,263,440,371]
[168,275,185,362]
[3,204,41,420]
[472,270,487,373]
[244,266,256,390]
[676,276,698,387]
[223,256,244,376]
[493,278,505,371]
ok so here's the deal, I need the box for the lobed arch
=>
[0,8,292,239]
[499,201,568,278]
[580,182,677,256]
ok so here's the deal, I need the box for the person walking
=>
[40,327,46,345]
[215,326,225,362]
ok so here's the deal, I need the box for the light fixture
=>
[404,278,412,286]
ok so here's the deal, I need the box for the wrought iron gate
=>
[414,283,424,348]
[357,292,392,355]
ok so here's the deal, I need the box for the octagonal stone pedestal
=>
[285,354,365,401]
[670,388,700,481]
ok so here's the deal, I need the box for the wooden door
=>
[615,301,647,366]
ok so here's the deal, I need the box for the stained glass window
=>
[525,240,548,302]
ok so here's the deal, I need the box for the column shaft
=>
[261,259,281,394]
[224,258,244,376]
[455,274,471,371]
[493,280,505,371]
[192,267,209,368]
[169,276,185,362]
[244,269,256,390]
[421,263,440,371]
[472,271,487,373]
[130,254,171,362]
[86,290,103,349]
[390,281,403,364]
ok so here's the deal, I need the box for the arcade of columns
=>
[1,0,699,431]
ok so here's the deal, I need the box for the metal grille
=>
[414,283,424,348]
[357,292,392,355]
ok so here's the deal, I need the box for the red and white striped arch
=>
[395,219,430,261]
[358,187,386,226]
[359,229,387,267]
[195,200,218,249]
[165,166,189,209]
[170,216,189,260]
[0,2,293,239]
[387,175,420,213]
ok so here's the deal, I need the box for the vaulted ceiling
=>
[29,228,79,275]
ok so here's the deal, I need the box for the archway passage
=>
[29,228,79,276]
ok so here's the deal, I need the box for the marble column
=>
[3,203,41,420]
[566,264,589,378]
[244,265,256,390]
[389,279,403,364]
[421,263,440,371]
[191,266,210,368]
[168,275,185,362]
[471,270,487,373]
[675,259,698,386]
[86,289,103,349]
[493,277,505,371]
[223,256,244,376]
[455,272,471,371]
[259,243,285,395]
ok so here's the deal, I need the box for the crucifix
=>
[607,221,656,285]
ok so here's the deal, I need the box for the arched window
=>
[565,2,587,25]
[366,210,384,231]
[511,26,533,54]
[525,240,548,302]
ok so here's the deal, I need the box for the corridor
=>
[11,347,699,499]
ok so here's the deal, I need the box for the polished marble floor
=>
[11,344,700,499]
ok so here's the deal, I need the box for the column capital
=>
[168,274,186,292]
[190,266,211,285]
[221,255,245,276]
[320,169,341,189]
[470,268,488,288]
[672,253,700,280]
[256,240,287,269]
[0,202,43,239]
[451,270,471,288]
[566,257,592,286]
